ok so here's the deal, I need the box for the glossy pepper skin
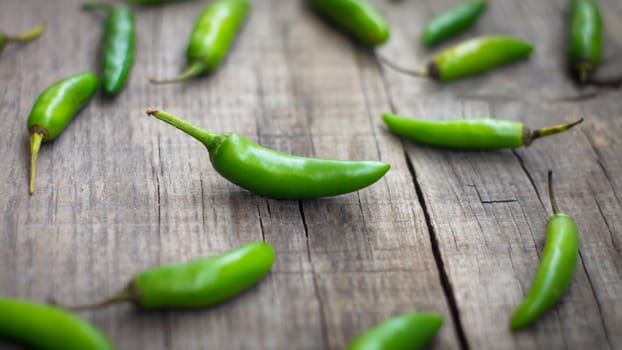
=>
[151,0,250,84]
[347,312,443,350]
[309,0,390,46]
[511,171,579,329]
[0,23,45,54]
[421,0,488,46]
[382,114,583,150]
[148,109,390,199]
[84,3,136,96]
[0,298,115,350]
[27,72,99,194]
[568,0,602,82]
[63,241,275,310]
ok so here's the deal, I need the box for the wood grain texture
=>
[0,0,620,349]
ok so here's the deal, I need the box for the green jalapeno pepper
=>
[421,0,488,46]
[568,0,602,82]
[309,0,390,46]
[147,109,390,199]
[83,3,136,96]
[126,0,184,3]
[382,113,583,150]
[511,171,579,329]
[347,312,443,350]
[61,241,275,310]
[150,0,250,84]
[27,72,99,194]
[0,23,45,54]
[0,298,115,350]
[381,35,533,81]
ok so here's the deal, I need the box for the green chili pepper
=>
[309,0,390,46]
[381,36,533,81]
[83,3,136,96]
[126,0,184,3]
[347,312,443,350]
[147,109,390,199]
[568,0,602,83]
[0,298,115,350]
[511,171,579,329]
[150,0,250,84]
[61,241,275,310]
[27,72,99,195]
[421,0,488,46]
[0,23,45,54]
[382,114,583,150]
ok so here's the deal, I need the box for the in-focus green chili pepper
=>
[568,0,602,83]
[60,241,274,310]
[27,72,99,195]
[0,23,45,54]
[421,0,488,46]
[511,171,579,329]
[0,297,115,350]
[347,312,443,350]
[309,0,390,46]
[147,109,390,199]
[381,36,533,81]
[150,0,250,84]
[383,114,583,150]
[83,3,136,96]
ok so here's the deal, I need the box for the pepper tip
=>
[146,109,159,117]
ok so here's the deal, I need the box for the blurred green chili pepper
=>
[0,297,115,350]
[568,0,602,82]
[147,109,390,199]
[0,23,45,54]
[382,114,583,150]
[62,241,275,310]
[151,0,250,84]
[27,72,99,194]
[511,170,579,329]
[309,0,390,46]
[83,3,136,96]
[347,312,443,350]
[381,36,533,81]
[421,0,488,46]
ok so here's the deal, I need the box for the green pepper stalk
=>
[0,23,45,54]
[0,298,115,350]
[146,109,390,199]
[382,114,583,150]
[510,170,580,329]
[150,0,250,84]
[57,242,275,310]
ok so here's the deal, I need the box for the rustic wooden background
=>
[1,0,621,349]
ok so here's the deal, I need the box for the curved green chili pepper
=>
[83,3,136,96]
[61,241,274,310]
[126,0,185,3]
[568,0,602,83]
[27,72,99,194]
[347,312,443,350]
[510,170,579,329]
[381,36,533,81]
[150,0,250,84]
[382,114,583,150]
[0,23,45,54]
[0,298,115,350]
[309,0,390,46]
[421,0,488,46]
[147,109,390,199]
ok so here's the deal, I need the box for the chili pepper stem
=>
[4,23,45,44]
[29,132,43,195]
[81,2,114,11]
[149,62,206,84]
[378,55,428,78]
[548,170,560,215]
[524,118,584,145]
[57,288,135,312]
[146,109,222,149]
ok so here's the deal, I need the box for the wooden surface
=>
[1,0,621,349]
